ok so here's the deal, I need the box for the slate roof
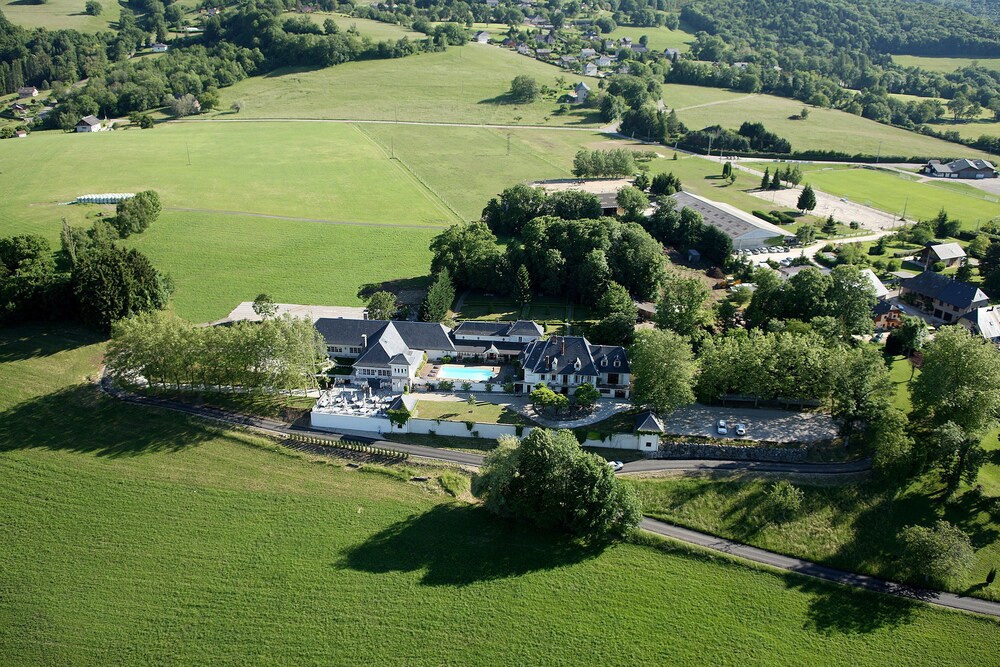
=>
[78,115,100,126]
[959,308,1000,343]
[451,319,543,338]
[314,319,455,358]
[901,271,989,309]
[872,300,900,318]
[522,336,599,376]
[521,335,630,377]
[927,158,996,173]
[635,410,665,433]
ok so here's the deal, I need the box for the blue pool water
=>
[437,365,496,382]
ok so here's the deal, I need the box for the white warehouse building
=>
[671,191,794,250]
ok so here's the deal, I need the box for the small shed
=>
[473,31,490,44]
[634,410,665,451]
[75,115,101,132]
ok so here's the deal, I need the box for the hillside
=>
[2,325,999,666]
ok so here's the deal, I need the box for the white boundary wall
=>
[309,413,644,450]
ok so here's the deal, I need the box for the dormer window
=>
[601,357,608,367]
[552,356,558,370]
[573,357,582,371]
[613,358,620,368]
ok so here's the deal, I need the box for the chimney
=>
[361,334,368,349]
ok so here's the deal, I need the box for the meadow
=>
[217,45,601,126]
[2,324,999,665]
[604,24,695,52]
[0,122,459,321]
[892,55,1000,73]
[1,0,120,32]
[664,84,994,160]
[747,163,1000,228]
[286,12,424,41]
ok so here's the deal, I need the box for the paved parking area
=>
[662,405,837,443]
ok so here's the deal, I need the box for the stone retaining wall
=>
[650,442,808,462]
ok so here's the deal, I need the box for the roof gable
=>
[902,271,989,309]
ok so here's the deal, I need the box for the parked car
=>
[607,460,624,472]
[717,419,728,435]
[735,423,747,436]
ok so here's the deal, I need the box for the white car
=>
[717,419,728,435]
[607,460,624,472]
[735,423,747,436]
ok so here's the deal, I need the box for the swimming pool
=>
[437,365,497,382]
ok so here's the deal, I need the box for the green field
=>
[893,55,1000,73]
[0,122,463,321]
[217,45,601,126]
[286,12,423,41]
[3,325,1000,665]
[665,84,993,159]
[888,93,1000,140]
[1,0,121,32]
[749,163,1000,228]
[604,24,695,52]
[413,399,528,425]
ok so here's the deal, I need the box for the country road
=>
[99,376,1000,619]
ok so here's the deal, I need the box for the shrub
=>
[503,381,516,393]
[484,382,494,392]
[764,480,804,522]
[465,420,475,431]
[770,210,796,225]
[752,210,779,224]
[437,379,454,391]
[461,381,473,392]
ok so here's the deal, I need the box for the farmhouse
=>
[151,43,169,52]
[473,31,490,44]
[900,271,990,322]
[918,242,966,269]
[580,48,597,58]
[520,335,631,398]
[872,300,905,331]
[75,115,101,132]
[671,191,794,250]
[574,81,591,103]
[314,318,455,392]
[920,159,997,179]
[584,63,598,77]
[17,86,38,98]
[596,55,614,67]
[14,129,27,138]
[451,320,544,360]
[958,307,1000,346]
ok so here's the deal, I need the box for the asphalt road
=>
[99,377,1000,619]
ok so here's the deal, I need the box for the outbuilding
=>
[75,115,101,132]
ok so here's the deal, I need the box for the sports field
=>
[217,45,602,126]
[2,325,998,666]
[1,0,120,32]
[892,55,1000,73]
[665,84,994,160]
[748,163,1000,228]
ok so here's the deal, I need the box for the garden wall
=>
[649,442,807,462]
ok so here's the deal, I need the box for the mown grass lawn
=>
[665,84,993,160]
[2,324,999,665]
[771,164,1000,229]
[1,0,121,32]
[414,399,528,425]
[218,44,602,126]
[129,210,439,322]
[0,121,457,241]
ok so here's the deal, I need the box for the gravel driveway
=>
[662,405,837,443]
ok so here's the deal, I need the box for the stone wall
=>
[650,442,808,462]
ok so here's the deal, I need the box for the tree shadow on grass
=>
[783,575,924,635]
[337,504,607,586]
[0,384,218,457]
[0,325,102,363]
